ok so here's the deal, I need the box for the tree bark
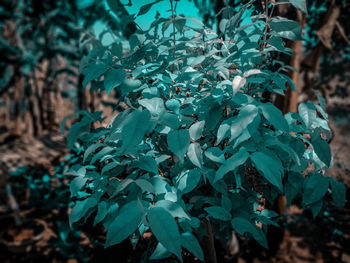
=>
[283,10,306,114]
[201,219,217,263]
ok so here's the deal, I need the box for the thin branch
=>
[170,0,176,59]
[259,0,269,66]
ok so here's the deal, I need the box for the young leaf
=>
[121,110,151,154]
[215,148,249,182]
[138,0,163,16]
[204,206,231,221]
[269,17,303,41]
[147,207,182,261]
[298,102,316,128]
[150,242,172,261]
[232,217,268,248]
[94,201,108,226]
[155,200,190,219]
[189,121,205,141]
[82,63,108,88]
[167,129,190,163]
[289,0,307,13]
[205,147,225,163]
[69,197,97,227]
[259,103,289,132]
[311,129,331,167]
[181,232,204,261]
[329,178,346,208]
[104,68,126,95]
[135,179,155,193]
[106,200,143,247]
[250,152,283,191]
[187,143,203,168]
[138,155,158,174]
[176,169,201,194]
[230,104,258,142]
[302,173,329,206]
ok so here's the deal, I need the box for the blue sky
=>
[120,0,200,31]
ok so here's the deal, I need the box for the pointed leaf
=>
[147,207,182,261]
[181,232,204,261]
[189,121,205,141]
[250,152,283,191]
[167,129,190,163]
[104,68,126,95]
[106,200,143,247]
[215,148,249,182]
[187,143,203,168]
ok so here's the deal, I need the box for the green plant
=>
[67,0,346,261]
[9,153,90,262]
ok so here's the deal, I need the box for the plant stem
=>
[170,0,176,59]
[260,0,269,66]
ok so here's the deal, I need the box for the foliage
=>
[9,152,90,262]
[67,0,345,261]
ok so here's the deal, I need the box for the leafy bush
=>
[67,0,346,261]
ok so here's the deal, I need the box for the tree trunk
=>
[201,219,217,263]
[282,10,306,114]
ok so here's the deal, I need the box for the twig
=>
[170,0,176,59]
[259,0,269,66]
[6,185,22,226]
[170,0,176,74]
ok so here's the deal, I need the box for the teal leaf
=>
[176,169,201,194]
[135,179,155,193]
[232,217,268,248]
[70,176,87,197]
[306,199,323,218]
[215,148,249,182]
[104,68,126,95]
[230,104,258,142]
[82,63,108,88]
[302,174,329,206]
[69,197,97,227]
[217,118,232,144]
[329,178,346,208]
[83,143,103,162]
[121,110,151,154]
[285,172,304,205]
[165,99,181,115]
[205,147,225,163]
[189,121,205,141]
[139,98,165,117]
[155,200,190,219]
[289,0,307,13]
[138,155,158,174]
[269,18,303,41]
[259,103,289,132]
[181,232,204,261]
[94,201,108,226]
[106,200,143,247]
[150,242,172,261]
[250,152,283,191]
[187,56,205,66]
[311,129,331,167]
[204,206,231,221]
[298,102,316,128]
[187,143,203,168]
[147,207,182,261]
[138,0,163,16]
[167,129,190,163]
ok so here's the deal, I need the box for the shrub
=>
[67,0,346,261]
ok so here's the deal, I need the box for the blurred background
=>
[0,0,349,262]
